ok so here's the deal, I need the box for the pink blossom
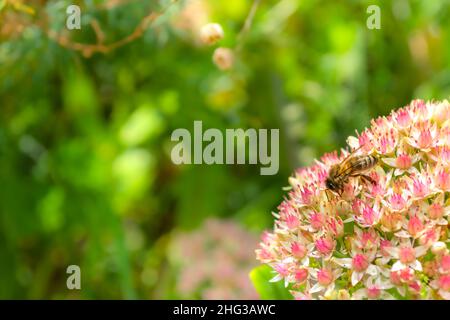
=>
[352,254,369,272]
[173,219,259,299]
[407,216,424,237]
[295,268,309,283]
[310,212,325,230]
[396,154,412,169]
[399,247,416,264]
[438,275,450,291]
[257,99,450,300]
[441,255,450,273]
[317,269,333,286]
[315,237,335,256]
[291,242,307,259]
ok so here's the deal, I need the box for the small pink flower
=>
[317,269,333,286]
[380,212,404,232]
[429,203,444,220]
[411,177,429,198]
[274,263,289,277]
[398,268,414,283]
[295,268,309,283]
[438,275,450,291]
[435,168,450,191]
[285,214,299,229]
[418,128,433,149]
[367,287,381,299]
[380,240,392,257]
[407,216,424,237]
[441,255,450,273]
[352,254,369,272]
[407,121,438,151]
[395,108,411,128]
[399,247,416,264]
[430,146,450,165]
[310,212,325,230]
[256,247,272,261]
[390,270,402,285]
[387,192,409,211]
[315,238,334,256]
[419,227,439,246]
[357,131,374,153]
[396,154,412,169]
[409,281,421,293]
[326,216,344,238]
[299,186,314,205]
[291,242,307,259]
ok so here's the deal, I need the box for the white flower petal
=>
[394,230,411,238]
[351,271,364,286]
[439,290,450,300]
[269,274,283,282]
[391,261,405,272]
[383,247,400,258]
[351,289,366,300]
[414,245,429,257]
[411,260,422,271]
[332,258,352,268]
[382,157,397,167]
[310,283,323,294]
[367,265,378,276]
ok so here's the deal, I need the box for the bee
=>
[325,146,378,197]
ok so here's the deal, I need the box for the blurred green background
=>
[0,0,449,299]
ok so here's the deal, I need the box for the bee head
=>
[325,178,336,191]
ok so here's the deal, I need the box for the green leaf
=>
[0,0,6,12]
[249,265,293,300]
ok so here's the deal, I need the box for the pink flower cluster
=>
[172,219,259,299]
[256,99,450,300]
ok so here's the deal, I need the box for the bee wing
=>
[339,144,364,165]
[330,144,364,179]
[332,162,357,179]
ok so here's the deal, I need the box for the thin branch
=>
[236,0,261,52]
[47,0,179,58]
[90,19,105,44]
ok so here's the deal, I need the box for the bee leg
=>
[359,174,376,185]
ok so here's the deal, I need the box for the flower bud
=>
[213,47,234,70]
[431,242,448,256]
[291,242,307,259]
[399,247,416,264]
[294,268,308,283]
[315,238,335,256]
[408,216,424,237]
[317,269,333,286]
[288,176,299,187]
[200,23,224,45]
[438,275,450,291]
[441,255,450,272]
[367,287,381,299]
[352,254,369,272]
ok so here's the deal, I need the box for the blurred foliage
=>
[0,0,449,299]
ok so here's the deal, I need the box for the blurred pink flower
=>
[256,99,450,300]
[172,218,259,299]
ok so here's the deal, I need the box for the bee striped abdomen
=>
[350,155,378,173]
